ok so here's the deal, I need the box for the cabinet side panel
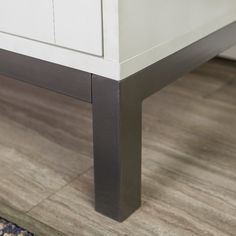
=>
[119,0,236,78]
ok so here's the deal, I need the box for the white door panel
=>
[54,0,103,56]
[0,0,54,43]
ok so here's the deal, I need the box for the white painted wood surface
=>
[0,0,236,80]
[119,0,236,79]
[54,0,103,56]
[0,0,54,43]
[0,31,120,79]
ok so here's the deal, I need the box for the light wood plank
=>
[0,202,64,236]
[0,76,92,212]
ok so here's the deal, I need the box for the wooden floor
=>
[0,59,235,236]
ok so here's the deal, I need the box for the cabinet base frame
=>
[0,21,236,222]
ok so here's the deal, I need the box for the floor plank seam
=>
[0,202,65,236]
[25,166,93,214]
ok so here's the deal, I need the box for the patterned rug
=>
[0,218,33,236]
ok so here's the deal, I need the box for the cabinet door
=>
[0,0,54,43]
[54,0,103,56]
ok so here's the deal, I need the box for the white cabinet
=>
[0,0,54,43]
[0,0,236,80]
[54,0,103,56]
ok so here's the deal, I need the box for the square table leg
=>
[92,75,142,222]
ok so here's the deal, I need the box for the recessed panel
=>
[54,0,103,56]
[0,0,54,43]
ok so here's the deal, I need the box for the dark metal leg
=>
[92,75,142,222]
